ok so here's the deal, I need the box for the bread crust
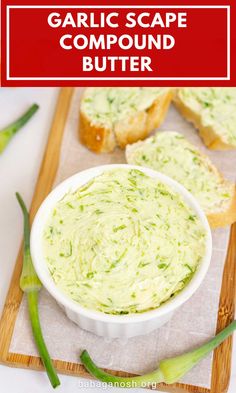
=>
[115,90,173,148]
[207,186,236,228]
[79,89,173,153]
[126,133,236,229]
[79,110,116,153]
[173,92,235,150]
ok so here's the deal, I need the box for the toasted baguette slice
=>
[79,87,173,153]
[173,88,236,150]
[126,131,236,228]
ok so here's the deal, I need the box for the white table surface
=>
[0,88,235,393]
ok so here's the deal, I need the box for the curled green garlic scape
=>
[81,320,236,387]
[0,104,39,153]
[16,192,60,388]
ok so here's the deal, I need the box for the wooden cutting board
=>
[0,88,235,393]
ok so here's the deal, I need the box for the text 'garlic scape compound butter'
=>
[43,169,207,315]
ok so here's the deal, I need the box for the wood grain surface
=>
[0,87,235,393]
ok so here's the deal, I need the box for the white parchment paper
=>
[10,89,236,389]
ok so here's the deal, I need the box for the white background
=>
[0,88,235,392]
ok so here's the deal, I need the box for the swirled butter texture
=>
[43,169,206,314]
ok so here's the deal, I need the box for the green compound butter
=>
[81,87,169,128]
[126,132,232,215]
[43,168,206,315]
[178,88,236,146]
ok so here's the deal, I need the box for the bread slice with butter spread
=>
[79,87,173,153]
[126,131,236,228]
[174,88,236,150]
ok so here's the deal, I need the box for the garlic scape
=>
[16,193,60,388]
[81,320,236,387]
[0,104,39,153]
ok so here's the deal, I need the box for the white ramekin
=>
[31,164,212,339]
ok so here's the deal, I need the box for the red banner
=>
[1,1,235,86]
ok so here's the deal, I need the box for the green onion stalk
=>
[81,320,236,388]
[16,193,60,388]
[0,104,39,153]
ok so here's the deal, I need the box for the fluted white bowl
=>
[31,164,212,339]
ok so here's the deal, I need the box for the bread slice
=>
[79,87,173,153]
[126,131,236,228]
[173,88,236,150]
